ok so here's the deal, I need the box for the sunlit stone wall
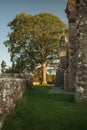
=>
[0,78,27,129]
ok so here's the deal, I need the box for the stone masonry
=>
[0,78,28,129]
[55,35,68,88]
[65,0,78,91]
[66,0,87,103]
[0,3,87,130]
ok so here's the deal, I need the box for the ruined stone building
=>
[0,2,87,128]
[55,35,68,88]
[66,0,87,103]
[55,0,87,103]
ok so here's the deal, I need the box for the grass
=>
[2,85,87,130]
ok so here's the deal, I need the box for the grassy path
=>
[2,86,87,130]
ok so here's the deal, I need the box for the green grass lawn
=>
[2,85,87,130]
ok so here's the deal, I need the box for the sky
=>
[0,0,68,68]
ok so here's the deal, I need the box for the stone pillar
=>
[65,0,77,91]
[66,0,87,103]
[55,36,68,88]
[75,0,87,103]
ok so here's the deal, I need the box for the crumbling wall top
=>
[66,0,76,12]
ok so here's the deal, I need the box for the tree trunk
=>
[42,63,47,84]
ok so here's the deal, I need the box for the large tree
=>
[4,12,66,84]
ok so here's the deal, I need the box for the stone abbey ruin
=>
[66,0,87,103]
[0,0,87,128]
[56,0,87,103]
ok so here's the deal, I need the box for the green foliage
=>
[4,12,66,72]
[5,68,19,73]
[33,68,42,83]
[2,86,87,130]
[4,12,67,83]
[47,74,55,84]
[1,60,6,73]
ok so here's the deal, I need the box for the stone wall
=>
[65,0,78,91]
[66,0,87,103]
[0,78,27,129]
[55,35,68,88]
[75,0,87,103]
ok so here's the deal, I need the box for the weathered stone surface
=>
[0,78,28,128]
[55,35,68,88]
[64,68,69,91]
[66,0,87,103]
